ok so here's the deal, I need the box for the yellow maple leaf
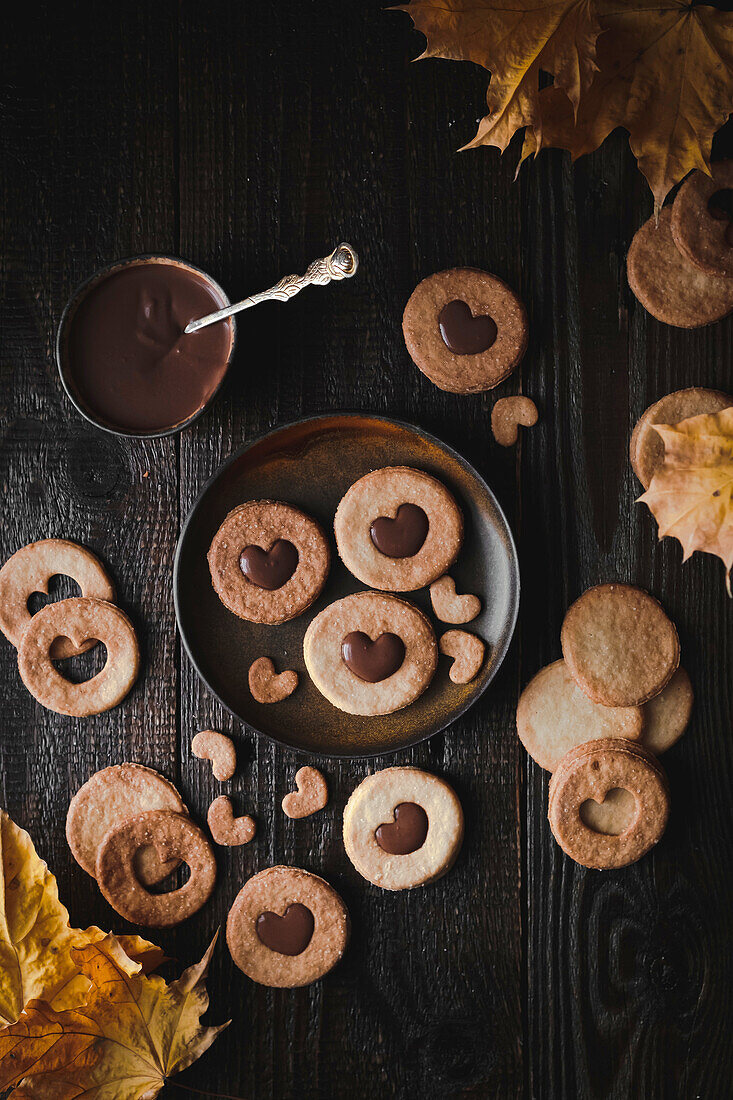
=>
[639,408,733,589]
[521,1,733,211]
[0,933,228,1100]
[0,810,164,1026]
[398,0,601,151]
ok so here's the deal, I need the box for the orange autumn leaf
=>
[0,933,228,1100]
[639,408,733,588]
[0,810,164,1027]
[399,0,733,212]
[521,1,733,212]
[398,0,601,151]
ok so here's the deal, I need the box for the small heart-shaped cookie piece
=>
[341,631,405,683]
[248,656,298,703]
[370,503,429,558]
[579,787,636,836]
[282,766,328,819]
[439,630,485,684]
[429,575,481,624]
[239,539,299,590]
[491,395,538,446]
[191,729,236,781]
[207,795,256,846]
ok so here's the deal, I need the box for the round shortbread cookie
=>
[207,500,330,625]
[402,268,528,393]
[516,659,643,772]
[548,739,670,869]
[342,767,463,890]
[66,763,187,886]
[226,866,349,987]
[630,387,732,489]
[671,161,733,277]
[561,584,680,707]
[0,538,115,659]
[640,667,694,756]
[303,591,438,716]
[334,467,463,592]
[626,209,733,328]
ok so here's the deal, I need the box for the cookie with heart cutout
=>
[402,268,528,393]
[0,538,115,659]
[548,738,670,869]
[18,596,139,716]
[626,209,733,328]
[516,659,644,772]
[66,763,187,886]
[207,500,330,625]
[561,584,679,707]
[303,591,438,716]
[343,766,464,890]
[671,161,733,277]
[226,866,350,987]
[630,387,732,489]
[334,467,463,592]
[96,809,217,927]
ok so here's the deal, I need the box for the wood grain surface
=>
[1,3,731,1098]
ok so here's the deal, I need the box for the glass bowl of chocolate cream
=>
[56,256,236,437]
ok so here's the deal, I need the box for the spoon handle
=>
[184,242,359,334]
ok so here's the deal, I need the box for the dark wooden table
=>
[1,4,732,1098]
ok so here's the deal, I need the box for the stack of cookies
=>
[0,538,139,716]
[627,161,733,328]
[517,583,692,869]
[207,465,487,716]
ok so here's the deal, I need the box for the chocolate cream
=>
[64,260,233,433]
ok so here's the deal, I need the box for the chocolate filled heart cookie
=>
[334,467,463,591]
[402,268,528,393]
[208,500,330,624]
[343,767,464,890]
[226,866,349,987]
[303,591,438,715]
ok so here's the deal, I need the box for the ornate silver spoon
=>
[184,242,359,334]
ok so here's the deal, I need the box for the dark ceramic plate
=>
[174,413,519,757]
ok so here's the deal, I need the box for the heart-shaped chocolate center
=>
[370,503,429,558]
[375,802,429,855]
[256,903,314,955]
[579,787,636,836]
[439,299,498,355]
[240,539,298,590]
[707,188,733,246]
[341,631,406,682]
